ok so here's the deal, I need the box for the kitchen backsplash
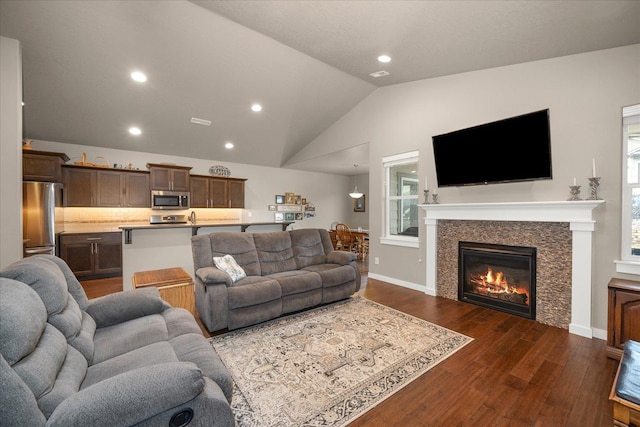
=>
[62,208,242,224]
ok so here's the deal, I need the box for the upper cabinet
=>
[63,165,150,207]
[23,150,70,182]
[147,163,192,191]
[190,175,246,208]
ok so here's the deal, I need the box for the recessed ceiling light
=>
[251,103,262,112]
[131,71,147,82]
[224,142,234,149]
[129,127,142,135]
[378,55,391,63]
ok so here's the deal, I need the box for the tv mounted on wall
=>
[432,109,552,187]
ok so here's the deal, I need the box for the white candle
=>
[592,158,596,178]
[573,177,576,186]
[425,176,428,189]
[433,188,438,195]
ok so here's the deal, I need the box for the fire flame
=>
[470,267,528,297]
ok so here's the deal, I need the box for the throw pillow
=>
[213,254,246,283]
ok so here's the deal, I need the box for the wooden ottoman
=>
[133,267,196,317]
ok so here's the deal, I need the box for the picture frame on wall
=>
[268,205,276,211]
[285,192,296,204]
[354,195,366,212]
[275,212,284,222]
[284,213,295,221]
[295,213,304,220]
[275,195,285,204]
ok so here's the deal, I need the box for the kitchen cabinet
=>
[190,175,246,208]
[59,232,122,278]
[63,165,150,207]
[23,150,70,182]
[147,163,191,192]
[607,278,640,360]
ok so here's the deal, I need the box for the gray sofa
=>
[0,255,234,427]
[191,228,361,332]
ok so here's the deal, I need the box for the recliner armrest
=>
[46,362,212,427]
[196,267,233,287]
[326,250,357,265]
[85,288,165,328]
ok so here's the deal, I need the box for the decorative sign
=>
[277,205,303,212]
[209,165,231,177]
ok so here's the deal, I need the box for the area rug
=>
[210,297,472,427]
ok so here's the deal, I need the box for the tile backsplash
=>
[62,208,242,224]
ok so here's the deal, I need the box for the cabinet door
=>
[171,169,190,192]
[149,167,172,190]
[63,167,95,207]
[190,176,210,208]
[210,178,228,208]
[96,170,124,207]
[59,235,95,277]
[124,172,150,207]
[95,234,122,275]
[614,290,640,349]
[23,153,62,182]
[228,179,245,208]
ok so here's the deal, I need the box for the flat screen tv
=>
[432,109,552,187]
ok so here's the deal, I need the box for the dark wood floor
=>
[81,263,617,426]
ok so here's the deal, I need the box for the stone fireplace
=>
[421,200,604,338]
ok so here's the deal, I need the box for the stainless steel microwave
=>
[151,190,189,210]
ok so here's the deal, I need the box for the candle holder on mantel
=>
[587,177,603,200]
[432,193,440,204]
[567,185,582,201]
[423,189,430,204]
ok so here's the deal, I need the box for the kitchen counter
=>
[61,223,124,234]
[119,221,294,244]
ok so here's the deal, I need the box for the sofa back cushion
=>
[193,232,262,276]
[0,257,96,363]
[254,231,297,275]
[0,278,88,419]
[291,229,332,268]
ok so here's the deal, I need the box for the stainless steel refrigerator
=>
[23,181,63,256]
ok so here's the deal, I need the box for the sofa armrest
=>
[326,250,357,265]
[196,267,232,287]
[85,288,165,328]
[46,362,207,427]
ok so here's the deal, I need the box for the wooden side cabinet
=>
[607,278,640,360]
[59,232,122,279]
[23,150,69,182]
[132,267,196,316]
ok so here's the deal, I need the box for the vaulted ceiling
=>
[1,1,639,175]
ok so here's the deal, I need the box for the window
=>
[381,151,419,248]
[618,104,640,274]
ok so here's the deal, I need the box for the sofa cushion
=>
[290,229,329,268]
[267,270,322,296]
[302,264,356,288]
[92,314,169,364]
[227,277,282,309]
[209,232,261,276]
[213,254,247,283]
[254,231,297,275]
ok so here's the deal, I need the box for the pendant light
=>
[349,164,364,199]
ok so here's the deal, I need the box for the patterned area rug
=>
[210,297,472,427]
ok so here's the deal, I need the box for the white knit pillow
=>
[213,254,246,283]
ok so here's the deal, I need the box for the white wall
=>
[31,139,352,287]
[0,37,23,268]
[304,45,640,333]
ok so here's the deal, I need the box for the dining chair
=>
[335,223,358,253]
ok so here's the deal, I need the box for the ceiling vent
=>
[369,70,390,78]
[190,117,212,126]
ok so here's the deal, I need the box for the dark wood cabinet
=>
[59,232,122,278]
[23,150,69,182]
[607,278,640,360]
[190,175,246,208]
[147,163,191,191]
[63,165,150,207]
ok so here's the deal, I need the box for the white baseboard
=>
[367,273,425,292]
[591,327,606,341]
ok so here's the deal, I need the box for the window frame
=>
[617,104,640,275]
[380,151,420,248]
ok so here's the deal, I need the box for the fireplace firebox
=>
[458,241,536,319]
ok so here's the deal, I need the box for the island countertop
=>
[119,221,294,244]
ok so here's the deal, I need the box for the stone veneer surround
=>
[421,201,604,338]
[437,220,572,329]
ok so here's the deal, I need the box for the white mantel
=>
[420,200,605,338]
